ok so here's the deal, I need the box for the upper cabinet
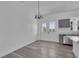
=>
[70,17,79,31]
[58,19,70,28]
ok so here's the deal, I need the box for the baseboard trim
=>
[1,40,37,58]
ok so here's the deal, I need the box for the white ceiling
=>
[38,1,79,16]
[0,1,79,17]
[22,1,79,16]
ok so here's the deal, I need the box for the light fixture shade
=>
[35,15,43,19]
[34,1,43,20]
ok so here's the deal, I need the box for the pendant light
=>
[35,1,43,19]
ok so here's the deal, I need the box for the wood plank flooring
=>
[2,40,76,58]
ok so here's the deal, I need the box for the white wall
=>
[1,1,79,57]
[38,9,79,42]
[0,1,38,57]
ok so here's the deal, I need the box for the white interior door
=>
[38,20,58,42]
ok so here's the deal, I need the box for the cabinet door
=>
[59,19,70,28]
[59,35,63,44]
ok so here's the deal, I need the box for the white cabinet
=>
[73,42,79,57]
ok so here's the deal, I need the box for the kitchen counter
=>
[59,34,79,44]
[65,36,79,58]
[65,36,79,43]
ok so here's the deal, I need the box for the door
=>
[38,20,57,42]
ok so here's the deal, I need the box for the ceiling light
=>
[35,1,43,19]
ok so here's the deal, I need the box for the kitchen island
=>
[65,36,79,58]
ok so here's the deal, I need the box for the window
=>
[48,21,55,32]
[72,20,77,31]
[77,20,79,26]
[41,21,55,32]
[42,23,47,32]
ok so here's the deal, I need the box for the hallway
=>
[2,40,75,58]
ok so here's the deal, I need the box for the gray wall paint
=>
[0,1,38,57]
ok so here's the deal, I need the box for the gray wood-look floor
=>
[2,40,76,58]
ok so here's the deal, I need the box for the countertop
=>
[65,36,79,43]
